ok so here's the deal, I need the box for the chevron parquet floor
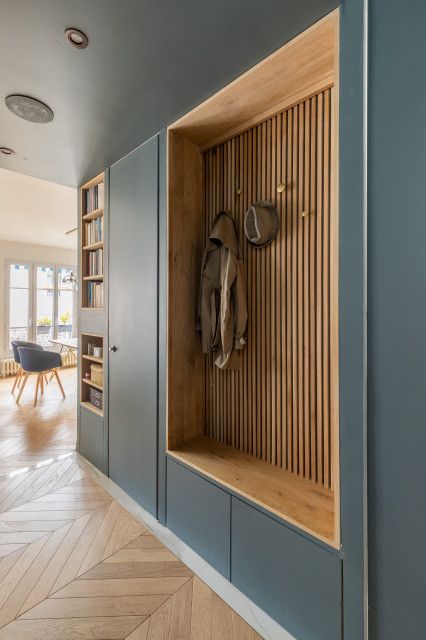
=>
[0,369,262,639]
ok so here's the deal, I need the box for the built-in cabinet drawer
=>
[231,497,342,640]
[79,406,105,473]
[166,458,231,578]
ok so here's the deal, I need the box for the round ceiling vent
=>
[65,28,88,49]
[5,95,54,123]
[0,146,15,156]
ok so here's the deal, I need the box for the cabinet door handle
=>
[109,345,118,352]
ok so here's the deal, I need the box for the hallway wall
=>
[368,0,426,637]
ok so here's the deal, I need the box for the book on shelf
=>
[85,217,103,246]
[83,182,104,214]
[87,248,103,276]
[86,281,104,308]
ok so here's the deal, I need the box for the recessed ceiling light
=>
[65,27,88,49]
[5,95,54,123]
[0,147,15,156]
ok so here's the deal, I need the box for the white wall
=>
[0,169,77,249]
[0,240,77,359]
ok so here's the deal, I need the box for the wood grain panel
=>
[204,89,336,488]
[167,132,205,449]
[169,12,338,151]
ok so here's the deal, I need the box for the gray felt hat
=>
[244,200,280,247]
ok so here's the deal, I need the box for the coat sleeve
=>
[196,246,208,332]
[217,251,248,369]
[218,250,236,368]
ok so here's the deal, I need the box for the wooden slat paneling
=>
[204,89,336,488]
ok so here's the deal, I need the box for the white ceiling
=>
[0,168,77,249]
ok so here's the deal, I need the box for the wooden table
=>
[50,337,78,360]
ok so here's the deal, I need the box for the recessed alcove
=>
[167,11,340,547]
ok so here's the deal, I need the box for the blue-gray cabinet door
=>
[231,498,342,640]
[166,458,231,578]
[79,406,105,474]
[108,135,158,516]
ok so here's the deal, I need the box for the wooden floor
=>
[0,370,262,639]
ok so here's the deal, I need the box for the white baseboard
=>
[79,454,296,640]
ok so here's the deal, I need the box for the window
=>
[8,263,30,343]
[57,267,75,341]
[6,262,77,352]
[36,265,55,346]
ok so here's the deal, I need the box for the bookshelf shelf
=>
[81,401,103,418]
[82,354,104,364]
[80,333,104,417]
[80,172,105,310]
[83,242,103,251]
[82,378,103,392]
[83,208,103,221]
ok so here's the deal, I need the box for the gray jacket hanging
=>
[197,211,248,369]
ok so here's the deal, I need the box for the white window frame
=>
[5,260,32,354]
[5,260,77,356]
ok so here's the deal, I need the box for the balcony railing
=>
[9,325,74,347]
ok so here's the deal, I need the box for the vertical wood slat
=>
[316,91,324,486]
[297,102,304,476]
[303,99,311,480]
[256,124,262,459]
[309,96,318,481]
[204,89,334,488]
[277,113,289,468]
[269,117,280,464]
[323,89,331,488]
[291,106,298,474]
[286,108,293,473]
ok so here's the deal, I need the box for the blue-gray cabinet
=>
[108,135,159,516]
[231,498,342,640]
[166,458,231,578]
[79,405,105,473]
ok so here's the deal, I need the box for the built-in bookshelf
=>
[81,173,104,309]
[80,333,104,417]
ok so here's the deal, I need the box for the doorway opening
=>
[0,167,78,477]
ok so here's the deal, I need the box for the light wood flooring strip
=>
[125,577,261,640]
[0,615,146,639]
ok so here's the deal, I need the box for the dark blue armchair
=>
[16,346,65,406]
[10,340,43,394]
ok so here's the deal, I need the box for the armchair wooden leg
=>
[16,373,29,404]
[34,374,41,407]
[44,373,49,386]
[40,372,44,396]
[11,368,21,393]
[53,369,66,399]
